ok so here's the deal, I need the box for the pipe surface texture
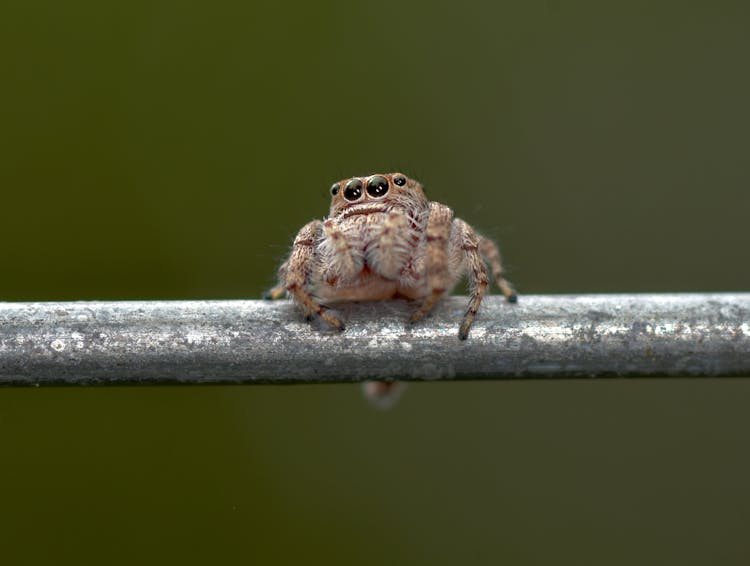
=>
[0,294,748,385]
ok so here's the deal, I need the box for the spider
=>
[265,172,517,340]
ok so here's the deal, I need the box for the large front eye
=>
[366,176,389,198]
[343,179,363,201]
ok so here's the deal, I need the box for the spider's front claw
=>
[319,310,345,332]
[408,311,426,324]
[507,292,518,304]
[405,309,427,334]
[458,320,472,341]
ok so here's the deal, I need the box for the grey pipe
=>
[0,294,748,385]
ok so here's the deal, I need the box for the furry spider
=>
[265,172,517,340]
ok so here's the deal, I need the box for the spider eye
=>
[343,179,363,201]
[393,175,406,187]
[366,176,389,198]
[330,183,340,196]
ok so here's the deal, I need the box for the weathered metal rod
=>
[0,294,748,385]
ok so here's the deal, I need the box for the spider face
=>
[328,173,427,217]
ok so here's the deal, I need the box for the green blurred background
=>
[1,1,749,564]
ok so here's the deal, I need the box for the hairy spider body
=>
[265,173,516,340]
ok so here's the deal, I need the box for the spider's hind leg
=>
[263,261,288,300]
[478,236,517,303]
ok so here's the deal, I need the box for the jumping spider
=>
[265,173,517,340]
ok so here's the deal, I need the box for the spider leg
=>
[372,212,410,280]
[410,202,454,323]
[285,220,344,330]
[479,236,517,302]
[322,218,361,283]
[456,220,490,340]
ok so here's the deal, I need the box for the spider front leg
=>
[321,218,362,284]
[410,202,454,324]
[455,220,490,340]
[285,220,345,330]
[371,212,410,280]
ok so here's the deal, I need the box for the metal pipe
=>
[0,294,748,385]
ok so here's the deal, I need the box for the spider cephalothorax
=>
[265,172,516,340]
